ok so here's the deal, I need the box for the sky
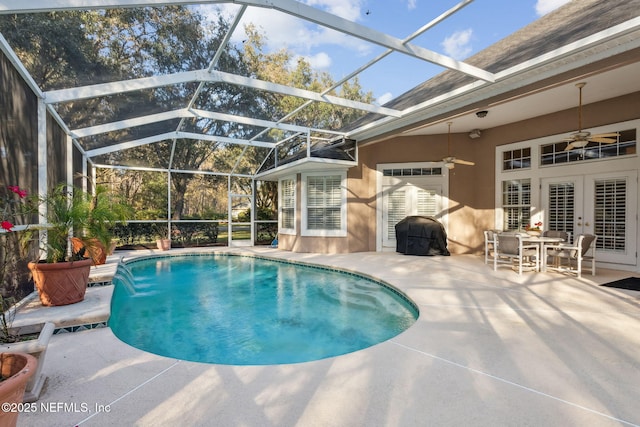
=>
[207,0,572,105]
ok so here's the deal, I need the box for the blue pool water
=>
[109,254,418,365]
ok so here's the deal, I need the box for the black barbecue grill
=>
[395,216,450,256]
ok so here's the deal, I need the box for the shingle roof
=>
[347,0,640,130]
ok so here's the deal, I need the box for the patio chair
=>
[483,230,498,264]
[493,233,540,274]
[543,234,597,278]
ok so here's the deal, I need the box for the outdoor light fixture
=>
[476,110,488,118]
[469,129,481,139]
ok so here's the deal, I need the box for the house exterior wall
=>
[278,170,371,253]
[277,91,640,255]
[356,132,494,255]
[351,90,640,255]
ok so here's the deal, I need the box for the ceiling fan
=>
[563,82,619,151]
[443,122,475,169]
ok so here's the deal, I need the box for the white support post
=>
[167,171,172,239]
[66,135,73,189]
[82,155,88,192]
[37,99,47,258]
[90,166,96,194]
[227,175,232,245]
[167,139,177,240]
[68,136,76,259]
[251,179,256,245]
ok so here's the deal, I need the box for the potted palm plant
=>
[24,184,93,306]
[77,185,132,265]
[153,223,171,251]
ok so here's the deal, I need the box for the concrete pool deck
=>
[12,247,640,427]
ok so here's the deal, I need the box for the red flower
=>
[1,220,14,232]
[7,185,27,198]
[525,221,543,231]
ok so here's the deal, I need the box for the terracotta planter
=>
[108,241,117,255]
[28,258,93,306]
[1,322,55,402]
[71,237,108,265]
[157,239,171,251]
[0,352,37,427]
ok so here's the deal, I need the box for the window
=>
[382,167,442,176]
[540,129,636,165]
[502,147,531,170]
[502,179,531,230]
[279,177,296,234]
[302,172,347,236]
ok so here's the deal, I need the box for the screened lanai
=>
[0,0,501,247]
[2,0,640,253]
[0,0,512,251]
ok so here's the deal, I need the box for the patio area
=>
[10,248,640,427]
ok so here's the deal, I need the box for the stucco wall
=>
[278,173,360,253]
[276,90,640,255]
[355,131,494,255]
[352,90,640,255]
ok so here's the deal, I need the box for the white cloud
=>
[535,0,571,16]
[407,0,417,10]
[441,29,473,60]
[296,52,333,70]
[305,0,363,21]
[215,2,371,58]
[376,92,393,106]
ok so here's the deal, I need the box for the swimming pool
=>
[109,253,418,365]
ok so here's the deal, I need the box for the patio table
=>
[522,236,564,272]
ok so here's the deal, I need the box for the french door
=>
[382,183,443,248]
[541,171,637,265]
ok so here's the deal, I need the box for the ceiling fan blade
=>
[564,142,576,151]
[453,159,475,166]
[589,137,617,144]
[592,132,619,138]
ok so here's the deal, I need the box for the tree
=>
[1,8,374,223]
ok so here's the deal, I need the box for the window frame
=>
[278,176,296,235]
[301,171,347,237]
[501,178,531,231]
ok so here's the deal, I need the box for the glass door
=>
[542,171,636,265]
[585,172,637,264]
[382,184,442,249]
